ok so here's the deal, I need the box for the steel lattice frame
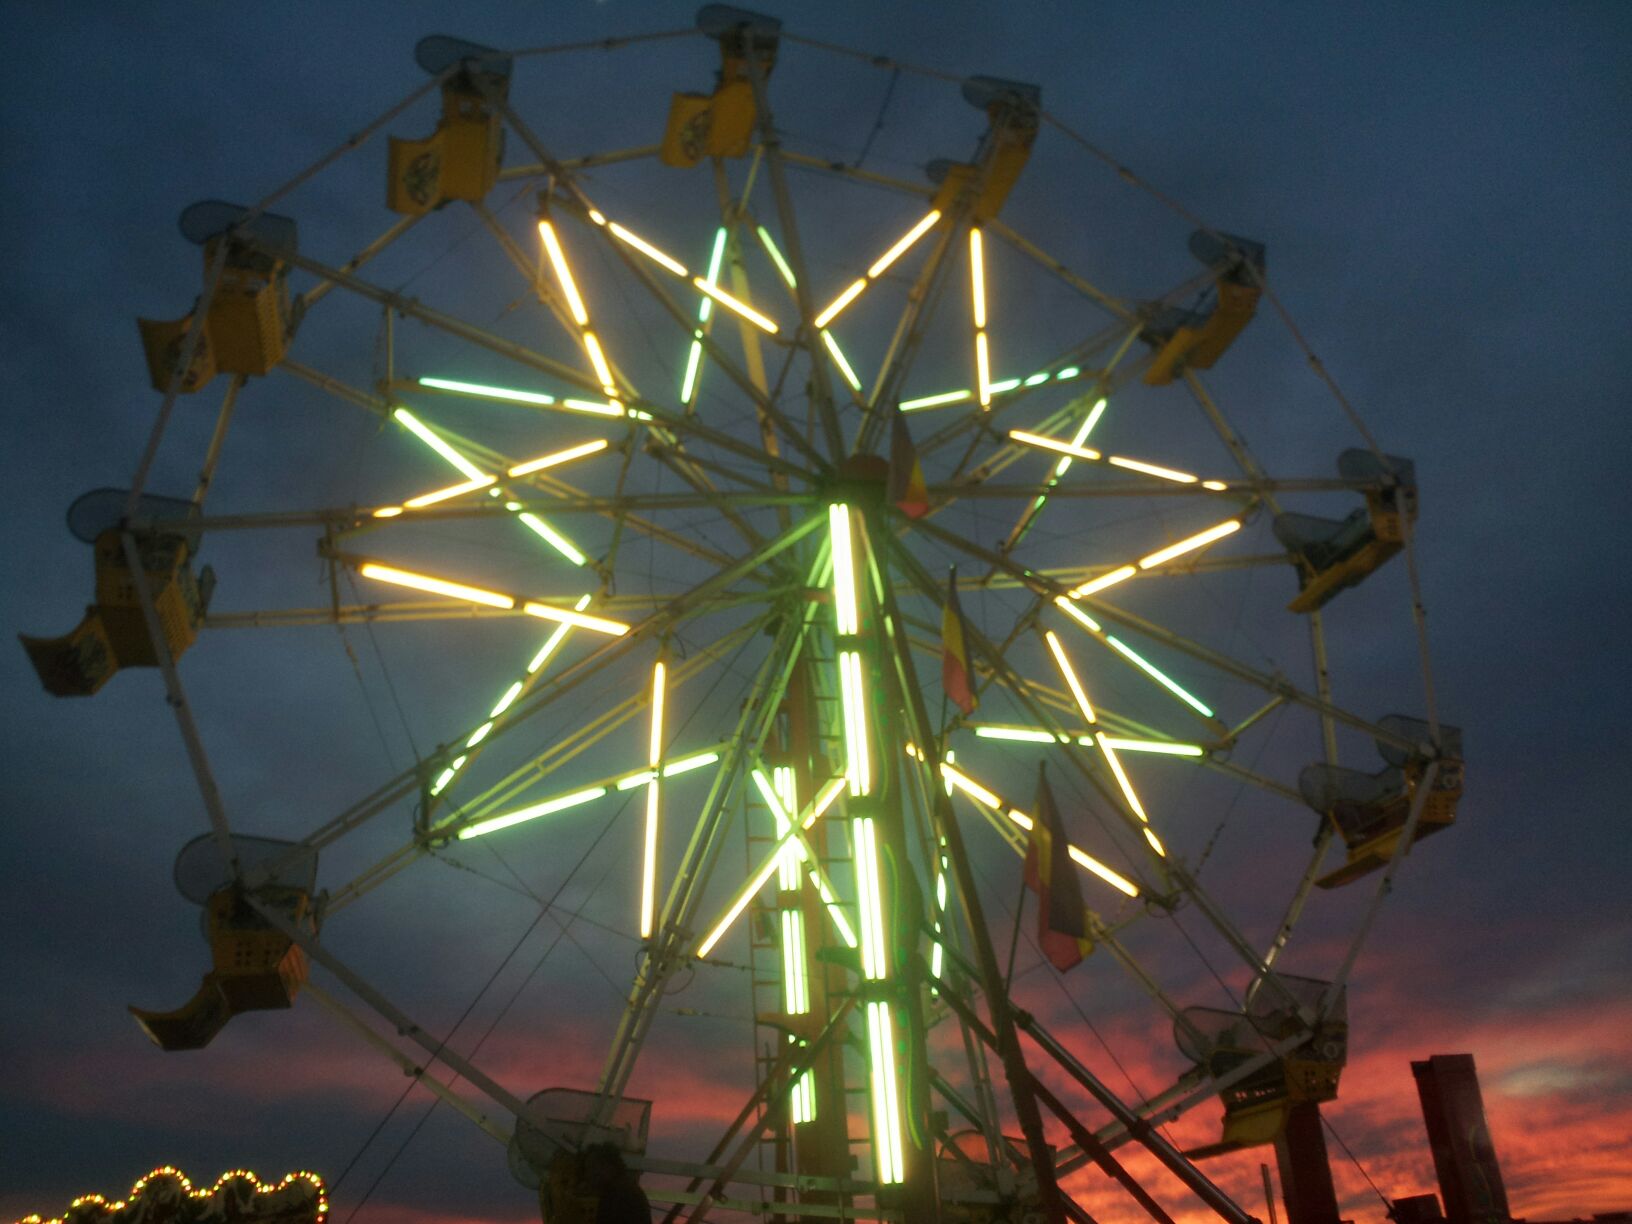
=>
[105,21,1448,1224]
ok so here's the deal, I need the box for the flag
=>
[888,405,929,519]
[941,570,977,716]
[1022,768,1092,972]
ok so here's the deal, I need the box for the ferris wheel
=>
[19,8,1464,1222]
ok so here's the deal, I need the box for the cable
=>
[1322,1113,1394,1216]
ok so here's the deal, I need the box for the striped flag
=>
[1023,767,1093,972]
[888,405,929,519]
[941,569,977,716]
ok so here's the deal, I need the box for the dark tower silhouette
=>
[1411,1054,1510,1224]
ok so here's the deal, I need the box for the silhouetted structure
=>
[1411,1054,1510,1224]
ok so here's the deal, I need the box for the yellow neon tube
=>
[357,563,515,610]
[640,661,666,939]
[828,503,859,635]
[1070,565,1137,598]
[1202,480,1229,491]
[391,408,486,482]
[1053,398,1109,478]
[581,331,617,395]
[969,227,987,329]
[1008,429,1102,462]
[517,512,587,565]
[1095,731,1152,828]
[853,816,887,979]
[560,398,625,417]
[1043,630,1097,726]
[866,1000,907,1184]
[867,209,943,279]
[840,650,871,796]
[821,330,863,391]
[692,278,779,334]
[1098,737,1204,757]
[1054,596,1103,633]
[538,220,589,326]
[614,751,722,790]
[521,602,629,636]
[813,277,867,330]
[608,221,688,277]
[457,785,607,840]
[757,225,798,288]
[1065,845,1141,898]
[941,763,1001,810]
[528,594,589,673]
[974,726,1065,743]
[400,475,496,509]
[975,331,992,407]
[782,909,810,1014]
[901,388,972,412]
[1108,455,1199,484]
[1137,518,1242,569]
[507,438,610,477]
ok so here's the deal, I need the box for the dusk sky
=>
[3,4,1629,1223]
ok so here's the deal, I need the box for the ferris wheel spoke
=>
[295,210,426,316]
[986,216,1138,323]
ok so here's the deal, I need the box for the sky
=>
[3,3,1630,1222]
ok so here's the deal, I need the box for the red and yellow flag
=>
[1022,768,1093,972]
[888,405,929,519]
[941,570,977,716]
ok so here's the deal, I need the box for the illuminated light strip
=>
[867,1000,907,1185]
[782,909,810,1013]
[581,331,617,395]
[391,408,486,481]
[457,785,608,840]
[561,397,626,417]
[930,837,949,987]
[506,438,610,477]
[37,1167,330,1224]
[1054,398,1109,478]
[1137,518,1242,569]
[538,220,589,325]
[608,221,689,277]
[614,751,722,791]
[853,816,888,979]
[357,563,514,609]
[1095,731,1148,823]
[695,778,846,958]
[402,475,495,507]
[1009,429,1102,462]
[974,726,1067,743]
[975,331,993,408]
[813,277,866,330]
[1099,737,1204,756]
[869,210,943,279]
[930,750,1140,897]
[821,329,863,391]
[1054,596,1103,633]
[1202,479,1229,491]
[692,278,779,334]
[828,504,859,635]
[988,377,1021,394]
[772,765,800,890]
[969,226,988,329]
[1069,565,1136,598]
[901,388,973,412]
[1044,630,1098,726]
[530,595,589,674]
[521,601,629,636]
[1025,372,1050,387]
[517,512,588,567]
[839,651,871,796]
[681,228,729,406]
[1103,634,1215,718]
[416,376,557,406]
[756,225,797,287]
[639,661,667,939]
[1108,455,1200,483]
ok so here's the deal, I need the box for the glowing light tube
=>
[1009,429,1102,463]
[1043,630,1097,726]
[839,650,871,796]
[639,661,666,939]
[680,228,729,406]
[692,278,779,334]
[417,376,557,406]
[813,278,867,330]
[974,726,1066,743]
[401,475,496,508]
[867,1000,907,1185]
[538,220,589,325]
[975,331,993,408]
[1108,455,1199,483]
[457,785,607,840]
[853,816,888,980]
[521,602,629,636]
[391,408,486,481]
[1054,596,1103,633]
[900,388,972,412]
[756,226,798,288]
[868,210,943,279]
[581,331,616,396]
[828,504,859,635]
[1053,398,1109,478]
[1103,635,1215,719]
[507,438,610,477]
[608,221,689,277]
[1137,518,1242,570]
[357,563,514,609]
[821,330,863,391]
[968,227,987,329]
[615,750,722,790]
[518,512,588,567]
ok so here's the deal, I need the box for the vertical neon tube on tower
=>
[639,660,667,939]
[969,227,993,408]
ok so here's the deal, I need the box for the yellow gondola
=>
[1177,976,1347,1158]
[926,77,1041,222]
[137,202,297,393]
[386,37,512,213]
[1303,715,1464,890]
[19,490,212,697]
[1275,450,1417,612]
[1143,230,1266,385]
[659,6,780,168]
